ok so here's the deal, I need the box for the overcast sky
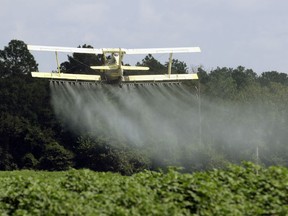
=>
[1,0,287,73]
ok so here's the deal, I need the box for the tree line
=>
[0,40,287,174]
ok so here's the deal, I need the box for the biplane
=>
[28,45,201,85]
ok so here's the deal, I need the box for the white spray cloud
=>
[50,82,199,146]
[50,82,288,167]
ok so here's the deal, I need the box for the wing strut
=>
[168,53,173,78]
[55,51,61,74]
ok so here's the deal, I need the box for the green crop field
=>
[0,162,288,215]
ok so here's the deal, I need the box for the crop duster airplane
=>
[28,45,201,85]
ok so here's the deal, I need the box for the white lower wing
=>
[31,72,101,81]
[31,72,198,83]
[123,74,198,81]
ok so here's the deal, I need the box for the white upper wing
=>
[28,45,201,55]
[27,45,103,54]
[124,47,201,54]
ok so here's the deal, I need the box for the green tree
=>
[21,153,39,169]
[60,44,103,74]
[75,136,150,175]
[136,54,166,74]
[0,149,18,170]
[204,67,237,100]
[0,40,62,170]
[164,59,188,74]
[39,142,74,171]
[0,40,38,77]
[231,66,257,90]
[197,67,210,85]
[258,71,288,86]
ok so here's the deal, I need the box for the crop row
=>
[0,162,288,215]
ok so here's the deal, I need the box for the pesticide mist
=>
[50,82,200,146]
[50,82,287,169]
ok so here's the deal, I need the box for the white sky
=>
[1,0,287,74]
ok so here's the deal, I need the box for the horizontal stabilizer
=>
[90,65,149,71]
[90,65,119,70]
[31,72,101,81]
[121,66,149,71]
[123,74,198,82]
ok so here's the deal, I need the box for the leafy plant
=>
[1,163,288,215]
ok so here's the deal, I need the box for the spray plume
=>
[50,82,287,168]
